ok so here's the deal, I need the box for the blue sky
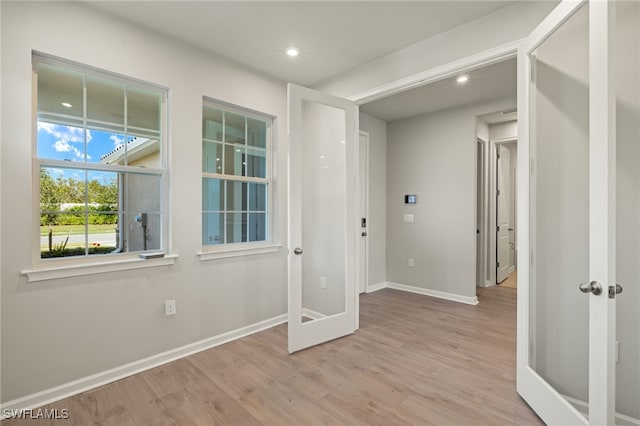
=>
[38,121,131,185]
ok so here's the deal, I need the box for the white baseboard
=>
[0,313,288,419]
[563,395,640,426]
[366,281,388,293]
[387,282,479,305]
[477,280,493,288]
[301,308,327,320]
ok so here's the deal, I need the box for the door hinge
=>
[497,225,500,232]
[497,262,500,268]
[497,189,501,196]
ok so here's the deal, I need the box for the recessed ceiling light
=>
[456,75,469,84]
[286,47,300,57]
[61,102,72,108]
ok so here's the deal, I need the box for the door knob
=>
[616,284,623,294]
[579,281,602,295]
[293,247,303,255]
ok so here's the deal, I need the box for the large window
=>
[34,55,167,259]
[202,100,272,247]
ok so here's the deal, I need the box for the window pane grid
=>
[220,178,267,244]
[35,57,165,259]
[201,101,271,249]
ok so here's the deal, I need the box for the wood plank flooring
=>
[500,271,518,289]
[2,286,543,425]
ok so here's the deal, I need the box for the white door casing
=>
[517,0,617,424]
[287,83,359,354]
[358,131,370,294]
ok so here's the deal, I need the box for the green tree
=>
[40,170,119,225]
[56,177,84,203]
[88,177,118,204]
[40,169,59,225]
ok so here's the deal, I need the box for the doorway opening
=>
[476,112,518,289]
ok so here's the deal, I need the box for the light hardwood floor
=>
[3,286,543,425]
[500,271,518,289]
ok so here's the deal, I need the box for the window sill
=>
[198,243,282,261]
[22,254,178,282]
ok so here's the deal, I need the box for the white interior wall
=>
[386,97,515,299]
[359,113,387,287]
[489,121,518,141]
[1,2,288,404]
[477,119,489,142]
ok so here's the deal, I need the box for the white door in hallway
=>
[517,0,619,424]
[287,83,358,353]
[496,144,512,283]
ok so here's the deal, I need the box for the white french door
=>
[517,0,619,424]
[287,84,358,353]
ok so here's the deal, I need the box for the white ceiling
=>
[87,1,516,87]
[360,58,517,122]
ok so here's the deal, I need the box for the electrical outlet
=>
[320,276,327,289]
[408,258,414,267]
[165,299,176,316]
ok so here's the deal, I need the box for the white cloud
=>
[38,122,91,143]
[39,122,92,160]
[53,139,72,152]
[110,134,124,149]
[53,139,84,160]
[48,168,65,177]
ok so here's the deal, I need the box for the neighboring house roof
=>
[100,137,159,165]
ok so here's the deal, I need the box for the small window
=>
[202,100,272,247]
[34,55,167,260]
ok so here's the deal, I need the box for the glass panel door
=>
[300,100,347,320]
[530,0,590,417]
[517,0,618,424]
[615,1,640,422]
[288,84,358,353]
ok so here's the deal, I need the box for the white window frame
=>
[199,98,279,260]
[23,53,175,282]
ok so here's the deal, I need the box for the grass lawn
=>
[40,224,117,236]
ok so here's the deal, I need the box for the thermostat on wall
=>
[405,194,417,204]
